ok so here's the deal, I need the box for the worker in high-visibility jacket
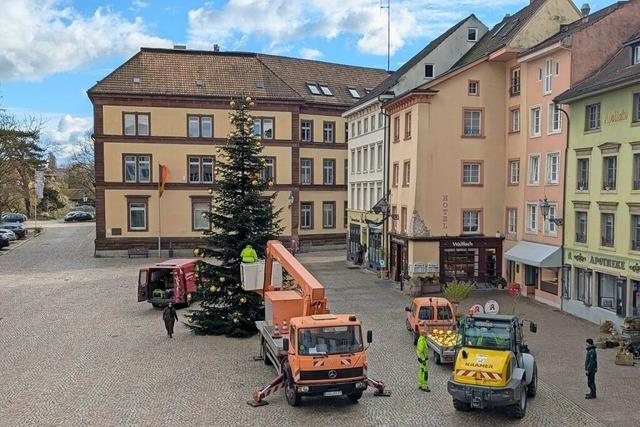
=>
[416,331,431,392]
[240,244,258,263]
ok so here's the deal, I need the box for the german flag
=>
[159,164,170,198]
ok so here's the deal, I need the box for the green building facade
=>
[559,39,640,326]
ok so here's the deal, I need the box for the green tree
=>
[187,97,282,338]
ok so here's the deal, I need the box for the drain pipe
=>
[556,102,571,313]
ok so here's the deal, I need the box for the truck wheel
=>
[434,351,441,365]
[347,391,363,403]
[413,331,419,346]
[506,382,527,419]
[453,399,471,411]
[283,363,301,407]
[527,365,537,398]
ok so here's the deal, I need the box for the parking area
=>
[0,222,636,426]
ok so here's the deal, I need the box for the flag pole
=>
[158,165,161,257]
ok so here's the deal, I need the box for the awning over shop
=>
[504,241,562,268]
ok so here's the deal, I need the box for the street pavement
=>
[0,222,635,426]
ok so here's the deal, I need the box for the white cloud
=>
[131,0,149,10]
[0,0,172,81]
[299,48,323,60]
[187,0,521,57]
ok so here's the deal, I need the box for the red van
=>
[137,259,198,307]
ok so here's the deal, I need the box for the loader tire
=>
[506,382,527,419]
[453,399,471,411]
[527,365,537,398]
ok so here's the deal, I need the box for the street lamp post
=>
[538,195,563,226]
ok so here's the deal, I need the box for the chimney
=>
[213,44,220,52]
[581,3,590,17]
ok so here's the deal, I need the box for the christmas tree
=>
[187,97,282,337]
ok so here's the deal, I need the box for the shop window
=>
[598,273,617,312]
[575,268,592,305]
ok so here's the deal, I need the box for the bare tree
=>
[67,132,95,200]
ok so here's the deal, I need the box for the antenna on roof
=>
[380,0,391,72]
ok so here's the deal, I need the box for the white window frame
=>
[322,202,334,228]
[509,160,520,184]
[363,147,368,174]
[301,120,312,142]
[129,202,147,231]
[634,45,640,65]
[586,103,601,130]
[322,122,335,143]
[356,149,362,173]
[463,109,482,136]
[348,87,361,98]
[548,103,562,134]
[300,203,313,229]
[544,59,553,94]
[301,159,312,185]
[546,152,560,185]
[467,27,478,41]
[462,162,481,184]
[526,202,538,233]
[507,209,517,234]
[377,143,383,171]
[424,64,434,79]
[528,154,540,185]
[369,186,375,210]
[193,202,210,231]
[511,108,520,133]
[530,107,541,137]
[462,210,480,234]
[322,159,335,185]
[543,203,558,237]
[369,144,376,172]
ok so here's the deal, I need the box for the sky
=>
[0,0,612,163]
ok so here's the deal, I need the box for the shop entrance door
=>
[368,230,381,270]
[632,280,639,317]
[349,224,361,262]
[525,265,538,296]
[616,278,627,317]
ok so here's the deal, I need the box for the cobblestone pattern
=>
[0,223,632,426]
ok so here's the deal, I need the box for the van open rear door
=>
[138,269,149,302]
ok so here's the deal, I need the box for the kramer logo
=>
[476,355,488,364]
[328,370,337,379]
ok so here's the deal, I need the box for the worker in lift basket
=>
[416,330,430,392]
[240,244,258,263]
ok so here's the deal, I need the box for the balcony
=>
[601,236,614,247]
[576,233,587,244]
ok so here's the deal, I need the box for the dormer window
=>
[634,45,640,65]
[348,87,361,98]
[319,84,333,96]
[307,83,321,95]
[424,64,434,79]
[195,80,205,88]
[467,28,478,42]
[365,88,373,94]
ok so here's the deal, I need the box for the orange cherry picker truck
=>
[243,240,389,407]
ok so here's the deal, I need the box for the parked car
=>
[0,228,17,241]
[0,234,9,249]
[0,222,27,238]
[64,211,93,222]
[1,213,27,223]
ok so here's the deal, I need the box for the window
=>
[585,103,601,130]
[350,184,356,208]
[575,268,592,304]
[323,159,335,185]
[393,116,400,141]
[467,27,478,41]
[507,209,517,235]
[634,93,640,123]
[357,184,362,210]
[363,148,368,173]
[300,159,312,185]
[350,149,355,174]
[462,210,480,233]
[598,273,617,312]
[462,162,481,185]
[424,64,434,78]
[253,118,274,139]
[301,120,312,142]
[510,68,521,95]
[537,67,542,81]
[601,213,615,247]
[370,114,376,130]
[188,156,214,184]
[546,152,560,184]
[323,122,335,143]
[378,112,384,128]
[345,122,349,142]
[401,207,408,233]
[357,121,362,136]
[632,215,640,251]
[322,202,335,228]
[261,157,276,182]
[377,185,382,204]
[555,62,560,75]
[377,143,383,170]
[528,155,540,185]
[319,84,332,96]
[633,153,640,190]
[530,107,541,137]
[344,159,348,183]
[402,161,411,186]
[369,145,375,171]
[526,203,538,233]
[404,112,412,138]
[543,203,558,236]
[391,206,398,231]
[634,45,640,65]
[364,117,369,133]
[127,198,148,231]
[511,108,520,132]
[392,162,399,186]
[548,103,562,133]
[602,156,617,190]
[356,149,362,173]
[369,186,375,210]
[350,123,356,139]
[187,115,213,138]
[348,87,360,98]
[123,112,149,136]
[307,83,321,95]
[192,201,210,231]
[124,154,151,183]
[300,203,313,229]
[577,158,590,190]
[544,59,553,94]
[576,211,588,243]
[508,160,520,185]
[463,109,482,136]
[468,81,479,96]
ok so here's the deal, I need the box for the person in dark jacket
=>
[585,338,598,399]
[163,303,179,338]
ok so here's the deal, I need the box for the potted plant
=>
[600,320,614,334]
[443,280,474,306]
[596,336,607,349]
[495,276,507,290]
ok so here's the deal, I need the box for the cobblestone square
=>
[0,223,637,426]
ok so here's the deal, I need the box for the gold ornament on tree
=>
[219,277,225,283]
[210,285,217,293]
[240,297,247,304]
[233,318,240,324]
[193,248,201,256]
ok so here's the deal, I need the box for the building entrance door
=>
[525,265,538,296]
[349,224,361,262]
[368,229,381,270]
[632,280,639,317]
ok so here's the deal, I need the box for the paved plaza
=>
[0,222,637,426]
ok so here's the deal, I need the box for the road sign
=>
[35,171,44,200]
[470,304,484,314]
[484,300,500,314]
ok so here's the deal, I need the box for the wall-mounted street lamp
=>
[539,196,563,226]
[287,191,295,209]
